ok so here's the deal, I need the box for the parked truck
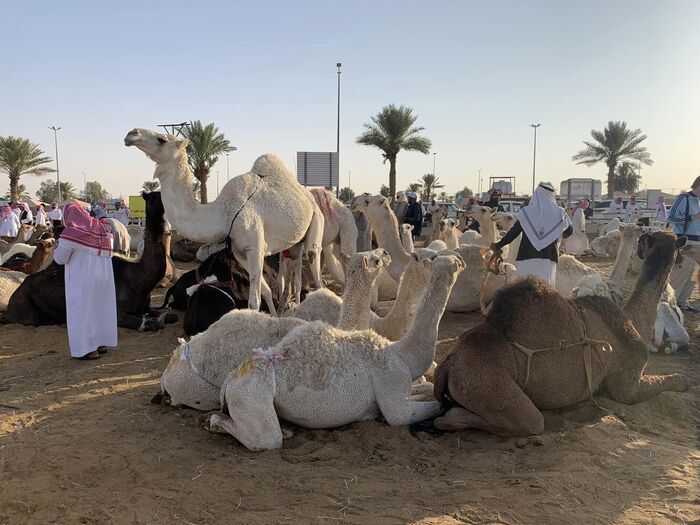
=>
[559,178,602,206]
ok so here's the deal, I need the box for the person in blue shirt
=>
[403,192,423,239]
[667,176,700,313]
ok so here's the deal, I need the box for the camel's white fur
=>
[429,207,448,242]
[400,224,415,252]
[1,243,35,265]
[105,218,131,256]
[0,270,25,311]
[196,242,227,262]
[438,219,460,250]
[208,254,464,451]
[126,224,145,254]
[125,128,318,314]
[602,217,621,235]
[458,230,482,246]
[590,230,621,257]
[426,240,448,251]
[446,244,490,312]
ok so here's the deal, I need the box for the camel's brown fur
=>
[434,231,689,437]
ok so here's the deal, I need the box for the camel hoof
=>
[666,373,688,392]
[205,414,225,434]
[139,317,162,332]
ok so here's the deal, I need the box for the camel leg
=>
[372,370,442,426]
[277,255,288,303]
[209,362,283,451]
[437,373,545,436]
[410,382,434,396]
[603,369,688,404]
[292,256,302,304]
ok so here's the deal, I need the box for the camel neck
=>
[337,271,375,331]
[138,209,166,283]
[608,235,637,288]
[389,270,455,379]
[367,208,411,279]
[155,154,227,243]
[624,247,675,340]
[372,262,429,339]
[480,218,498,245]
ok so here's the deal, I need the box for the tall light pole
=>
[226,153,230,182]
[336,62,342,197]
[82,171,87,200]
[478,168,482,196]
[530,123,541,194]
[49,126,61,202]
[433,152,437,177]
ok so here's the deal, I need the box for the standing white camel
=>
[207,254,465,451]
[125,128,320,314]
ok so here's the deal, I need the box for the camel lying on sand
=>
[207,254,464,451]
[433,231,688,436]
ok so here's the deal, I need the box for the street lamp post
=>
[433,152,437,177]
[530,123,541,194]
[336,62,342,197]
[82,171,87,200]
[478,168,482,196]
[226,153,230,182]
[49,126,62,202]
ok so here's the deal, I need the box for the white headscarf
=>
[395,191,407,203]
[519,184,572,251]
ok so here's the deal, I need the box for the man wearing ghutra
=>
[491,182,573,286]
[53,202,118,360]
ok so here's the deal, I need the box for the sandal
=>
[75,351,100,360]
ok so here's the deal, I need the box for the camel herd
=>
[0,127,693,452]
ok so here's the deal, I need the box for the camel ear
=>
[410,252,419,262]
[676,236,687,249]
[619,224,626,232]
[422,258,433,271]
[177,138,190,150]
[362,253,370,270]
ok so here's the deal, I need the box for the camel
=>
[351,195,411,282]
[460,205,499,246]
[446,244,492,312]
[0,224,32,250]
[400,224,415,252]
[125,128,321,314]
[310,187,358,265]
[602,217,621,235]
[160,250,390,411]
[207,254,464,451]
[0,270,25,311]
[4,192,172,331]
[432,231,689,436]
[590,230,622,257]
[105,218,131,256]
[25,224,53,246]
[170,232,205,262]
[438,219,460,250]
[491,212,519,264]
[429,207,449,242]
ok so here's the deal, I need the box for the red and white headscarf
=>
[61,202,113,254]
[0,205,12,220]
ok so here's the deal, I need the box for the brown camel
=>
[3,192,174,331]
[26,224,53,245]
[433,231,689,436]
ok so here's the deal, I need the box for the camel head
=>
[618,223,642,243]
[401,223,414,235]
[440,218,457,233]
[465,205,497,221]
[422,253,465,286]
[161,338,220,411]
[351,194,388,215]
[637,231,686,261]
[347,248,391,279]
[491,212,516,231]
[124,128,189,165]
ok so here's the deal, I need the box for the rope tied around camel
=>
[509,305,613,400]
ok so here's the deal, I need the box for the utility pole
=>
[530,123,541,194]
[433,152,437,177]
[336,62,342,197]
[478,168,482,196]
[226,152,230,182]
[49,126,62,202]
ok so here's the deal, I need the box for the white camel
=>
[351,195,411,281]
[602,217,621,235]
[125,128,321,314]
[429,207,448,242]
[105,218,131,256]
[438,219,460,250]
[446,244,490,312]
[160,250,389,411]
[400,224,415,252]
[207,254,465,451]
[590,230,621,257]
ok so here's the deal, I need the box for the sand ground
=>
[0,257,698,524]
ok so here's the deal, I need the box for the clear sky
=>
[2,0,699,200]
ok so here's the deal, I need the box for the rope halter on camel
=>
[486,248,505,276]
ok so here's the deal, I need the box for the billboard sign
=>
[296,152,339,188]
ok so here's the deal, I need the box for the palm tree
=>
[613,163,642,193]
[420,173,443,201]
[3,184,32,202]
[0,136,54,202]
[142,180,160,192]
[356,104,432,200]
[406,182,422,194]
[379,184,391,198]
[184,120,236,204]
[572,121,653,197]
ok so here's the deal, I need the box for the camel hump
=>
[486,277,572,331]
[251,154,295,180]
